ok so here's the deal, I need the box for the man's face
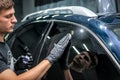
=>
[70,51,92,72]
[0,7,17,35]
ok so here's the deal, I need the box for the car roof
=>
[21,6,97,22]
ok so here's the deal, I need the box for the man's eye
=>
[84,56,89,62]
[6,14,12,18]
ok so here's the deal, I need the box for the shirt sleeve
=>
[0,54,9,73]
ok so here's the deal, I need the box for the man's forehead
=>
[0,7,15,15]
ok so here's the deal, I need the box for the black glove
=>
[14,52,33,71]
[69,51,98,73]
[59,41,71,70]
[45,33,71,64]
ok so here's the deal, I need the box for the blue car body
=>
[7,7,120,80]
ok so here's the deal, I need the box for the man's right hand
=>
[45,33,71,64]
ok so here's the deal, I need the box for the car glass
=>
[41,21,120,80]
[7,21,50,75]
[12,22,48,58]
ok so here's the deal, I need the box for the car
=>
[6,6,120,80]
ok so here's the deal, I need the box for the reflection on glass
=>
[109,42,113,46]
[79,29,84,33]
[83,43,89,51]
[72,46,81,54]
[99,25,107,30]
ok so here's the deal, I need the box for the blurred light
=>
[99,25,107,30]
[72,46,81,54]
[80,29,84,33]
[70,30,74,36]
[64,15,72,17]
[83,43,89,51]
[52,15,59,17]
[36,16,42,20]
[43,15,49,18]
[109,42,113,46]
[47,36,51,39]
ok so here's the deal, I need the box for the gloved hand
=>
[14,52,33,71]
[45,33,71,64]
[69,51,98,73]
[59,41,71,70]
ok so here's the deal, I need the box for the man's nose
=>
[80,54,85,59]
[12,15,17,23]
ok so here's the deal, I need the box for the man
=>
[60,50,98,80]
[69,51,98,73]
[0,0,71,80]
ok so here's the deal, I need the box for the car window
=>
[42,21,120,80]
[8,21,50,62]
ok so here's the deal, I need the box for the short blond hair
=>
[0,0,14,12]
